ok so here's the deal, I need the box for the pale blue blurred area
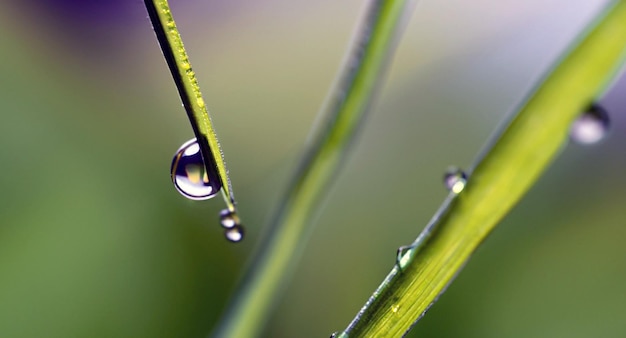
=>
[0,1,625,337]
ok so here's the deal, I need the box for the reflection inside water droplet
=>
[171,139,222,200]
[225,226,245,243]
[570,104,610,145]
[443,167,467,193]
[220,209,240,229]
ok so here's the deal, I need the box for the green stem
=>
[337,1,626,336]
[212,1,416,337]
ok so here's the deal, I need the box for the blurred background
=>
[1,0,625,337]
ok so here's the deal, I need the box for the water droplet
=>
[171,139,222,200]
[329,333,338,338]
[225,226,245,243]
[443,167,467,193]
[570,104,610,145]
[220,209,240,229]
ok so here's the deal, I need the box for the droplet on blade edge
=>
[171,138,222,200]
[570,103,610,145]
[443,167,467,194]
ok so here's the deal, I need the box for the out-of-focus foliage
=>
[0,1,624,337]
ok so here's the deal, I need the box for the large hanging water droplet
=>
[570,104,610,145]
[225,225,245,243]
[443,167,467,194]
[220,209,240,229]
[171,139,222,200]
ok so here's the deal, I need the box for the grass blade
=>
[212,1,416,337]
[336,1,626,336]
[144,0,238,214]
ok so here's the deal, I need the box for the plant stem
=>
[212,1,416,337]
[336,1,626,336]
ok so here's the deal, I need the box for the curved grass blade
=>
[212,1,417,337]
[144,0,238,214]
[336,1,626,336]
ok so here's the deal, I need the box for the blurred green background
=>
[1,0,625,337]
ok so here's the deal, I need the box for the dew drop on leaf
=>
[443,167,467,194]
[171,139,222,200]
[225,225,245,243]
[570,104,610,145]
[220,209,240,229]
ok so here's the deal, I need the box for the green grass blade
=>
[144,0,237,212]
[337,1,626,337]
[212,1,416,337]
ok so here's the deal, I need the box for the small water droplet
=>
[171,139,222,200]
[225,226,244,243]
[570,104,610,145]
[391,304,400,314]
[220,209,240,229]
[329,333,338,338]
[443,167,467,193]
[396,244,418,271]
